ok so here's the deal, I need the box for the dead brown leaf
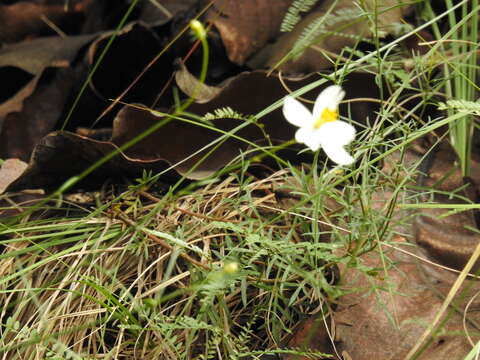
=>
[175,62,223,103]
[6,70,381,190]
[206,0,293,64]
[283,314,336,359]
[288,230,480,359]
[5,130,178,192]
[0,159,28,194]
[0,34,95,74]
[0,68,77,160]
[0,22,174,162]
[0,33,97,161]
[0,1,85,44]
[332,240,480,359]
[414,142,480,272]
[86,22,173,105]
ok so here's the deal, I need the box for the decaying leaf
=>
[332,239,480,359]
[5,130,178,192]
[283,314,335,359]
[0,1,85,44]
[7,70,380,190]
[0,33,97,160]
[0,67,77,160]
[175,62,223,103]
[0,22,176,162]
[110,104,250,180]
[86,22,173,105]
[0,159,28,194]
[206,0,293,64]
[414,142,480,272]
[0,34,95,75]
[286,144,480,360]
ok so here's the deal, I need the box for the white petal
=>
[318,121,356,165]
[283,96,314,127]
[295,127,322,151]
[321,143,354,165]
[313,85,345,120]
[317,121,355,145]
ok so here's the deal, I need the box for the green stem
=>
[61,0,139,130]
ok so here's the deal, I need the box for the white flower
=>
[282,85,356,166]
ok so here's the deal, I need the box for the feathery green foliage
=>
[202,107,255,122]
[290,5,365,60]
[439,99,480,116]
[280,0,322,32]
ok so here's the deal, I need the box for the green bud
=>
[190,20,207,40]
[223,262,239,274]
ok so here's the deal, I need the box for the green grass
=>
[1,1,480,359]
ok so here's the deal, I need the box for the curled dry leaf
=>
[0,35,96,160]
[111,105,250,180]
[5,130,178,192]
[175,62,223,103]
[7,70,380,191]
[59,22,176,131]
[0,22,172,162]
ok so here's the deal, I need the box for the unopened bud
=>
[190,20,207,40]
[223,262,239,274]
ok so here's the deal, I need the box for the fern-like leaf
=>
[202,107,255,122]
[291,6,365,60]
[438,99,480,115]
[280,0,321,32]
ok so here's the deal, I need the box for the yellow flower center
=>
[313,108,338,129]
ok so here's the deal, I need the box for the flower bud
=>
[223,262,239,274]
[190,20,207,40]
